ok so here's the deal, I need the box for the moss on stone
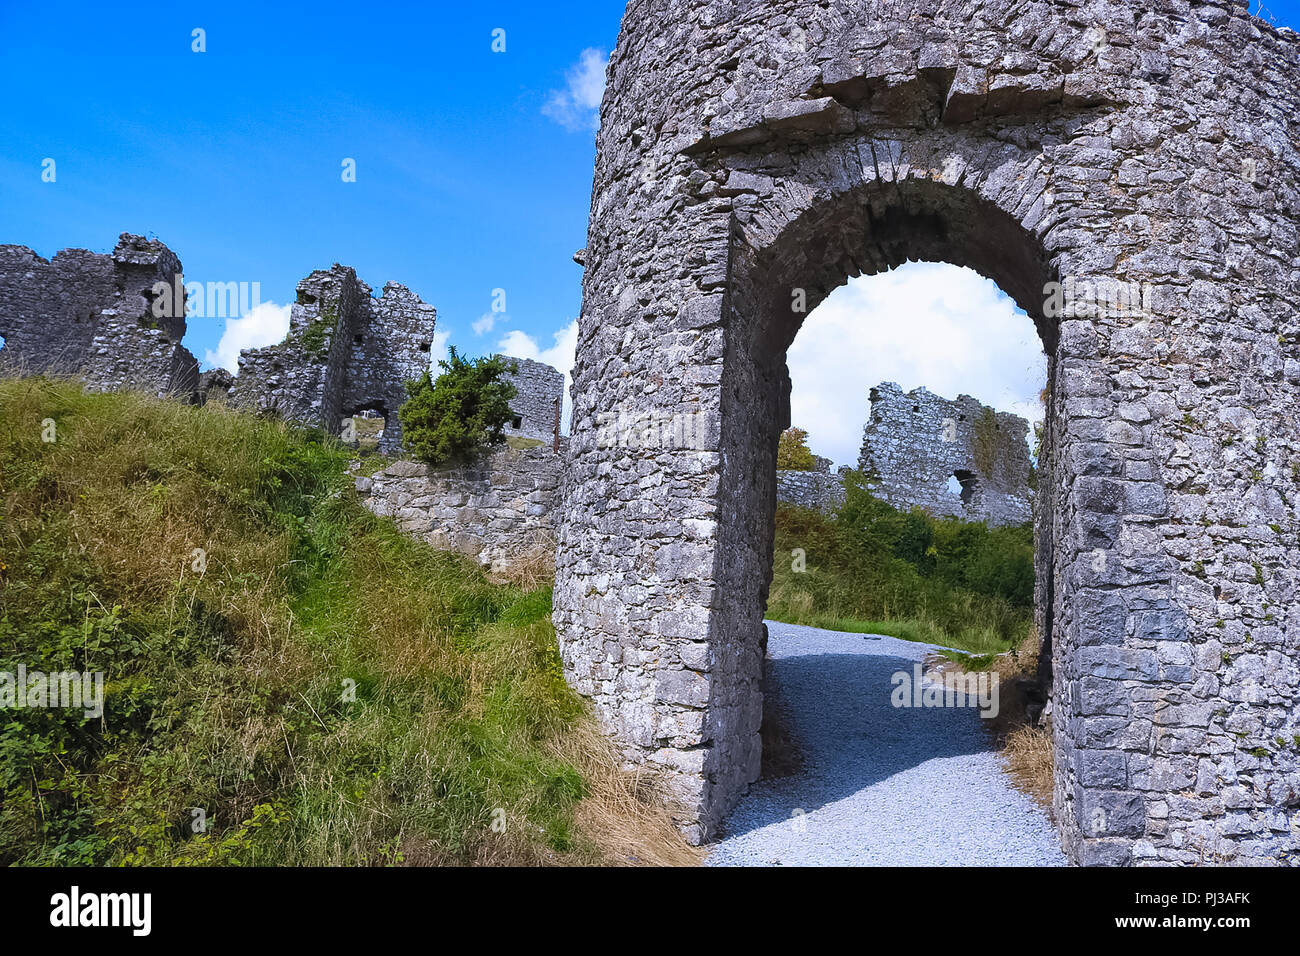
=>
[971,407,1000,478]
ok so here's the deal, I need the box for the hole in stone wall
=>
[344,405,388,451]
[786,263,1045,485]
[511,415,523,429]
[354,334,363,345]
[952,469,979,504]
[769,261,1050,785]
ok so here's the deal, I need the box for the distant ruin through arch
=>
[555,0,1300,865]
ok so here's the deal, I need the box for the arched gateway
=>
[555,0,1300,864]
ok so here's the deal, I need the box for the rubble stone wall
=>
[229,266,437,455]
[774,468,847,512]
[0,234,198,398]
[860,382,1034,526]
[500,355,565,443]
[555,0,1300,865]
[357,444,563,567]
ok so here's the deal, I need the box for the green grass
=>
[505,436,547,450]
[0,377,685,866]
[766,474,1035,656]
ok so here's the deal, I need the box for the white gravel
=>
[706,620,1069,866]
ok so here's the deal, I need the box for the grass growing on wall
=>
[767,471,1035,655]
[0,377,694,866]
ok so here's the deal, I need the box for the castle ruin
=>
[0,234,567,463]
[0,232,572,572]
[499,355,565,446]
[0,234,199,399]
[229,265,438,455]
[859,382,1034,526]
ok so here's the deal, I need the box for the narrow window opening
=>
[952,469,979,505]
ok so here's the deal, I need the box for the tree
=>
[398,348,518,466]
[776,426,818,470]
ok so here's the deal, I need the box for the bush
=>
[398,349,518,466]
[776,427,818,470]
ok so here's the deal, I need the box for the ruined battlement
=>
[0,233,198,398]
[0,233,569,463]
[229,265,438,455]
[859,383,1033,527]
[498,355,565,444]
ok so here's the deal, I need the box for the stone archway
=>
[556,0,1300,865]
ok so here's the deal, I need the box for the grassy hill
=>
[0,377,694,866]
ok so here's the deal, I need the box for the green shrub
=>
[398,349,518,466]
[776,427,818,470]
[767,470,1035,653]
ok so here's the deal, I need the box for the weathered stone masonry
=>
[860,382,1034,526]
[0,234,199,398]
[773,384,1034,518]
[357,443,564,568]
[0,235,569,463]
[556,0,1300,864]
[500,355,565,445]
[774,460,849,512]
[229,266,438,455]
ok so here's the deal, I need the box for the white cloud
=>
[787,262,1048,467]
[496,319,579,433]
[427,329,451,375]
[542,48,607,132]
[204,301,292,374]
[471,312,502,336]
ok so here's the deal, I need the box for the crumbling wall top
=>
[859,382,1033,525]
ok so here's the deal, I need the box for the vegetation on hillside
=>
[399,349,518,466]
[0,377,694,866]
[767,470,1035,655]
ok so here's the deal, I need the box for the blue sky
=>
[0,1,626,372]
[2,1,1297,463]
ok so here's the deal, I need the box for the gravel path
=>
[707,620,1068,866]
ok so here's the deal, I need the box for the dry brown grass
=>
[486,532,557,591]
[1001,724,1054,808]
[984,627,1055,808]
[555,723,703,867]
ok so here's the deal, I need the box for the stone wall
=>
[229,267,437,454]
[0,234,567,480]
[556,0,1300,864]
[499,355,564,444]
[0,233,199,398]
[775,467,847,512]
[860,382,1034,526]
[357,443,563,568]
